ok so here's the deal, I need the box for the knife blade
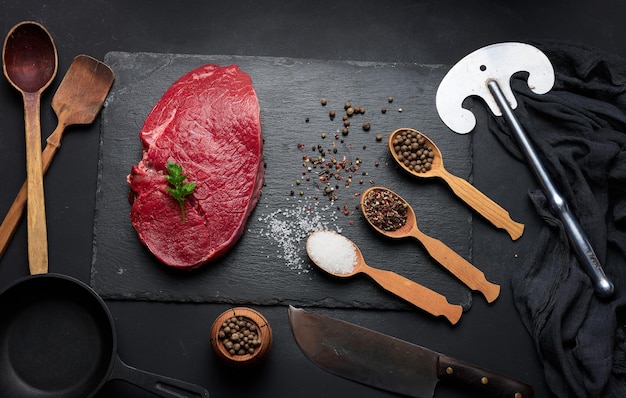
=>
[288,306,533,398]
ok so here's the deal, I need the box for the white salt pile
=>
[306,230,357,275]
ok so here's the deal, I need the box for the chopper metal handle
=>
[487,79,614,299]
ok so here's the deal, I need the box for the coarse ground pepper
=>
[362,188,409,231]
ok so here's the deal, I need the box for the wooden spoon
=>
[306,230,463,325]
[361,186,500,303]
[389,127,524,240]
[3,21,58,274]
[0,55,114,259]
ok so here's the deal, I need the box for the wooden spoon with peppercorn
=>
[360,187,500,303]
[388,128,524,241]
[306,230,463,325]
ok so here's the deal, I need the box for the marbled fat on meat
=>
[127,64,263,268]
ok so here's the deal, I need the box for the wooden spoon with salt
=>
[361,187,500,303]
[306,230,463,325]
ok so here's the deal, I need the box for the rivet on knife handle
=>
[437,354,534,398]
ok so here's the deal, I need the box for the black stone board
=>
[91,52,477,310]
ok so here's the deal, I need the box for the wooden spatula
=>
[0,54,114,260]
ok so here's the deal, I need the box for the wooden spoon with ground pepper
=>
[388,127,524,241]
[360,187,500,303]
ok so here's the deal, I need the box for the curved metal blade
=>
[436,42,555,134]
[288,306,438,397]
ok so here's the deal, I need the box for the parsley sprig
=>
[165,162,196,223]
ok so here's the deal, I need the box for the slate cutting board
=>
[91,51,476,311]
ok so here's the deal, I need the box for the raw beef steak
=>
[127,64,263,269]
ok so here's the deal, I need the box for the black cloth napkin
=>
[488,41,626,397]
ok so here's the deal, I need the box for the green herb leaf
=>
[165,162,196,223]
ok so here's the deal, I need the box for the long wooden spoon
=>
[0,55,114,260]
[306,230,463,325]
[389,127,524,240]
[3,21,58,274]
[361,186,500,303]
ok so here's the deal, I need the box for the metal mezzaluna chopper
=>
[435,42,614,299]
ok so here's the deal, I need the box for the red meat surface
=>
[127,64,263,269]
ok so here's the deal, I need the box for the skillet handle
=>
[109,356,210,398]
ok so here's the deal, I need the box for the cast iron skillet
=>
[0,273,209,397]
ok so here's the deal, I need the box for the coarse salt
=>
[306,230,356,275]
[257,199,341,273]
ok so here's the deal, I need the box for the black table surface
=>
[1,1,625,397]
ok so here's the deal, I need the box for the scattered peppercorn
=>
[388,96,394,103]
[381,107,387,114]
[295,95,394,217]
[321,98,327,106]
[305,117,309,123]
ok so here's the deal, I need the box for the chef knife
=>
[288,306,533,398]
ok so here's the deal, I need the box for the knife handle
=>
[437,354,534,398]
